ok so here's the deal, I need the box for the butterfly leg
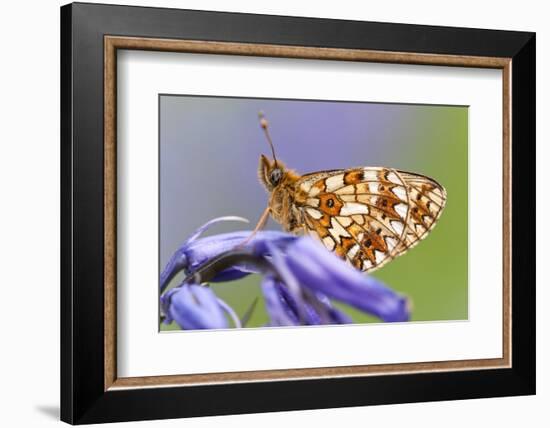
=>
[238,206,271,247]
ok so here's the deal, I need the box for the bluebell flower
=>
[160,216,295,292]
[280,238,410,322]
[260,239,354,326]
[261,276,300,326]
[160,217,411,329]
[161,283,241,330]
[261,275,352,326]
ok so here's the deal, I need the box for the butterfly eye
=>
[269,168,283,186]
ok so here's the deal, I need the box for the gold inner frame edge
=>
[104,36,512,391]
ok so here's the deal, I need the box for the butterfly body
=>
[258,154,446,273]
[258,155,303,233]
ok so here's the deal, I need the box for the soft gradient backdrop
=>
[160,95,468,329]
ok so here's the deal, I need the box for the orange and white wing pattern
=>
[296,167,446,273]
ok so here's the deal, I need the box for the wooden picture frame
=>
[61,2,535,424]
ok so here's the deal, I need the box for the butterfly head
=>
[259,154,286,191]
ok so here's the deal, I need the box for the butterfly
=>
[255,112,447,273]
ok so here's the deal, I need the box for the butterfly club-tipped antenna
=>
[259,111,278,167]
[234,111,278,249]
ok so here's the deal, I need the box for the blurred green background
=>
[160,96,468,330]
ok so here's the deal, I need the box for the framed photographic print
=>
[60,2,535,424]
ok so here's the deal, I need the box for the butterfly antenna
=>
[258,111,278,167]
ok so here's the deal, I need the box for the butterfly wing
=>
[296,167,446,273]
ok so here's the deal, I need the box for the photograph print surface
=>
[159,95,468,331]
